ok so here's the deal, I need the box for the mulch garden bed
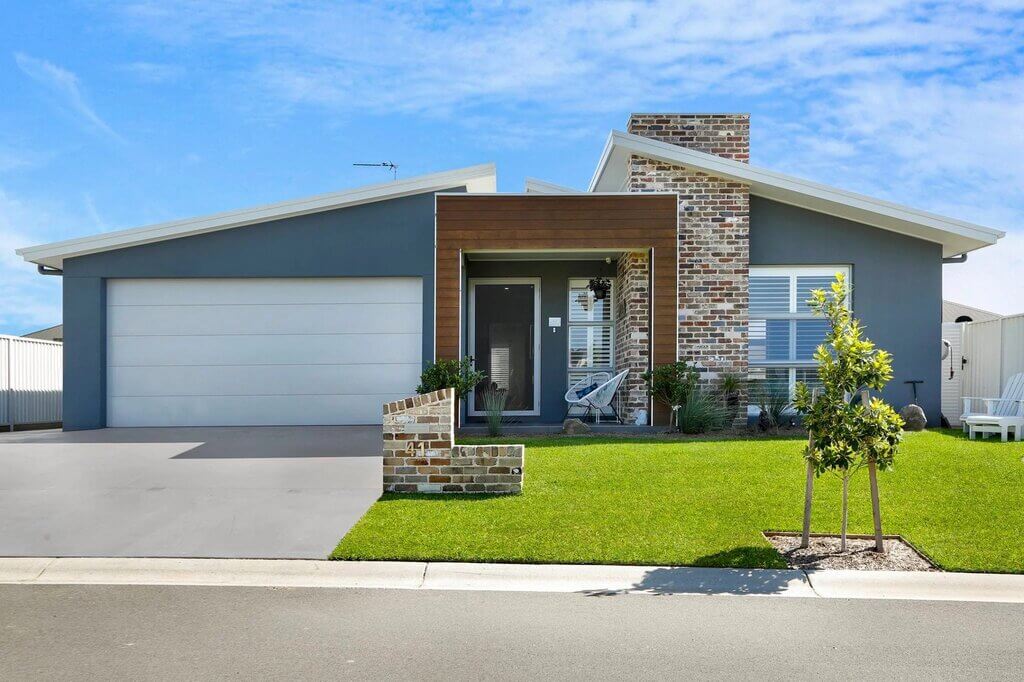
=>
[765,532,938,571]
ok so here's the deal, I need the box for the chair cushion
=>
[575,383,599,399]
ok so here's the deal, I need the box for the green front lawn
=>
[333,430,1024,573]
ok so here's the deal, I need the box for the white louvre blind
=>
[569,326,613,368]
[567,279,614,386]
[748,266,848,400]
[490,347,511,390]
[749,276,790,316]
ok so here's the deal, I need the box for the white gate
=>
[0,335,63,429]
[952,313,1024,425]
[940,323,963,426]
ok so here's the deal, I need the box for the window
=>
[748,266,848,400]
[567,279,614,389]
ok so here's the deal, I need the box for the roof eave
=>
[17,163,497,269]
[590,130,1004,258]
[524,177,578,194]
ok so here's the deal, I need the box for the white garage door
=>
[106,278,422,427]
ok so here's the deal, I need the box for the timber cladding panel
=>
[435,194,678,423]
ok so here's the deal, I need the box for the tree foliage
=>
[793,273,904,477]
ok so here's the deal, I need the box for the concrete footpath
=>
[2,557,1022,603]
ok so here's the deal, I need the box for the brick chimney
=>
[627,113,750,162]
[625,114,751,422]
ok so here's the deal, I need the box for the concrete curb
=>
[421,562,814,597]
[1,558,1021,603]
[806,569,1024,603]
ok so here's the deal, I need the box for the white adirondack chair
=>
[564,369,630,424]
[961,372,1024,442]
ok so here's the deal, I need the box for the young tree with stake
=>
[793,273,904,553]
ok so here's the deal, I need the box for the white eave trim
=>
[590,130,1006,257]
[18,163,497,269]
[524,177,578,194]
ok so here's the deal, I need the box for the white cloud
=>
[944,232,1024,316]
[14,52,125,143]
[0,190,63,334]
[82,192,105,230]
[0,143,53,174]
[120,61,184,83]
[31,1,1024,319]
[110,1,1024,116]
[109,2,1024,211]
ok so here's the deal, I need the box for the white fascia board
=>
[590,130,1006,257]
[18,163,496,269]
[524,177,578,194]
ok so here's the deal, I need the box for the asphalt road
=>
[2,585,1022,680]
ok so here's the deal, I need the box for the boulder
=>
[900,404,927,431]
[562,418,592,435]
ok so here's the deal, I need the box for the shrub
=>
[416,357,486,400]
[675,388,730,434]
[642,361,699,412]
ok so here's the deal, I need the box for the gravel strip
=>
[766,534,937,571]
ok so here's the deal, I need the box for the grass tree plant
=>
[481,388,509,437]
[793,273,904,553]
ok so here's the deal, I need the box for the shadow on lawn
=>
[581,547,797,597]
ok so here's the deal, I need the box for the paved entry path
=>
[0,426,382,559]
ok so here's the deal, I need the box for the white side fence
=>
[0,335,63,429]
[941,314,1024,427]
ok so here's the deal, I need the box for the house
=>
[17,114,1004,430]
[942,301,1003,324]
[22,324,63,343]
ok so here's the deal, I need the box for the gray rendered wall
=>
[60,189,452,430]
[750,196,943,423]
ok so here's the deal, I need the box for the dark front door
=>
[470,280,538,415]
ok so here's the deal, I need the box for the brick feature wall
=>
[626,114,750,423]
[614,251,651,423]
[383,389,524,493]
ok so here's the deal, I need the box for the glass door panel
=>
[471,283,536,413]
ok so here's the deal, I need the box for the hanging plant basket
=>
[588,276,611,300]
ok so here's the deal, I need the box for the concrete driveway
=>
[0,426,382,559]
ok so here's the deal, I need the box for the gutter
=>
[37,264,63,276]
[942,253,968,264]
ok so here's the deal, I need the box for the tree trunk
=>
[840,476,849,552]
[800,388,819,549]
[868,458,885,553]
[860,388,886,553]
[800,461,814,549]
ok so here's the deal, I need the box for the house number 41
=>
[405,441,427,454]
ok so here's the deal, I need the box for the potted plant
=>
[587,276,611,301]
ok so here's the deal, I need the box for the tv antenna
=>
[353,161,398,180]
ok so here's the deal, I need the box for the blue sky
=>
[2,0,1022,335]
